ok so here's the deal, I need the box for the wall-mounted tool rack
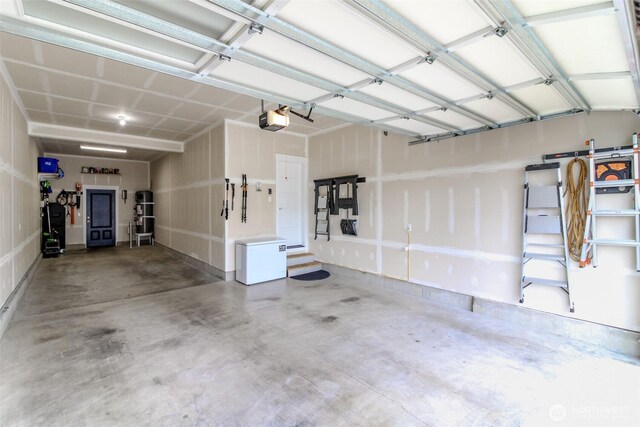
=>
[313,175,366,241]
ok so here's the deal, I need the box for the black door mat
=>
[290,270,330,281]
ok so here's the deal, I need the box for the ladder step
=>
[591,148,636,159]
[526,243,565,248]
[587,239,640,247]
[593,179,637,188]
[522,276,568,287]
[526,215,561,234]
[523,252,565,261]
[590,209,639,216]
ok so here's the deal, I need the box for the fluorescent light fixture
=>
[81,145,127,154]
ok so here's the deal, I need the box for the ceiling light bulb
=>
[118,115,127,126]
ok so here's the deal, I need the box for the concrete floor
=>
[1,246,638,426]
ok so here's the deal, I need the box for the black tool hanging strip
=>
[241,174,247,223]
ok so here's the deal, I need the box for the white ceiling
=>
[0,0,638,158]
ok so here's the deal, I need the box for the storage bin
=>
[38,157,58,173]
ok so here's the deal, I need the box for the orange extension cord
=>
[564,158,590,262]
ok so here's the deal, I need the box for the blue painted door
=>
[86,189,116,247]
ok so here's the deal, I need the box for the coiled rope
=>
[564,158,589,262]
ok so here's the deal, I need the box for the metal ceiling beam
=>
[442,3,616,51]
[61,0,458,132]
[526,2,616,26]
[569,71,632,81]
[474,0,591,111]
[612,0,640,107]
[206,0,497,128]
[195,0,290,75]
[0,16,421,139]
[344,0,537,118]
[444,26,494,52]
[0,16,301,103]
[409,109,586,145]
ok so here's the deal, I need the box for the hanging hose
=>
[564,158,589,262]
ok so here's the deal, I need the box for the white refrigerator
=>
[235,237,287,285]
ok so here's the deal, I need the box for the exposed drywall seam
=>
[10,83,16,302]
[307,121,354,138]
[4,57,251,122]
[208,129,212,266]
[311,231,519,264]
[0,59,29,120]
[0,163,37,190]
[376,129,383,275]
[153,180,211,194]
[184,117,226,146]
[168,157,172,249]
[0,231,39,269]
[224,119,229,272]
[379,158,535,181]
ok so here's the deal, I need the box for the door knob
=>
[86,216,90,223]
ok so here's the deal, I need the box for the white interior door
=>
[276,154,307,249]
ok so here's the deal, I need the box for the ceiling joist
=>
[0,0,637,147]
[474,0,591,111]
[207,0,498,128]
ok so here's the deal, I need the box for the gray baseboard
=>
[322,263,639,357]
[0,255,41,340]
[323,264,474,310]
[472,298,640,357]
[156,243,233,281]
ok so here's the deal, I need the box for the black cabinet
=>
[42,202,66,251]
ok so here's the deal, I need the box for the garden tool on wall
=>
[241,174,247,223]
[76,182,82,206]
[57,189,70,217]
[231,183,235,211]
[340,182,358,236]
[220,178,230,220]
[69,193,77,225]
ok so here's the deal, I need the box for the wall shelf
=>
[38,173,60,180]
[82,167,120,175]
[81,172,121,175]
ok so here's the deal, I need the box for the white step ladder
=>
[520,162,574,312]
[579,134,640,271]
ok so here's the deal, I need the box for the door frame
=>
[275,154,308,252]
[83,185,119,247]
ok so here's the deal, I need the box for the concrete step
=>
[288,261,322,277]
[287,252,315,267]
